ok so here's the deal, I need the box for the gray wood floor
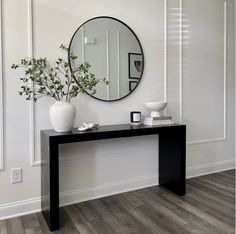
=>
[0,170,235,234]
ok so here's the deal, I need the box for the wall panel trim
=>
[117,30,120,98]
[164,0,167,103]
[181,0,227,145]
[106,29,110,100]
[179,0,183,123]
[28,0,40,166]
[0,0,4,170]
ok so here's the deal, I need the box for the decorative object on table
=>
[12,44,107,132]
[78,122,99,131]
[143,116,173,126]
[145,101,167,118]
[130,111,142,126]
[49,101,76,132]
[128,53,144,79]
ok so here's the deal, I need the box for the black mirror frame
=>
[68,16,144,102]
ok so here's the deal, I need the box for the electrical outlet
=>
[11,168,22,184]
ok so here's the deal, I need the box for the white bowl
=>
[145,102,167,117]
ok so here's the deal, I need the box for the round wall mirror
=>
[69,16,144,102]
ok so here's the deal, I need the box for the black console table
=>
[41,124,186,231]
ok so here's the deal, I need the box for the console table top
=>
[41,123,186,137]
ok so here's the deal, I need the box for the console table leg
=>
[41,133,59,231]
[159,127,186,195]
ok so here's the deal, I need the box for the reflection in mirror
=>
[69,16,144,101]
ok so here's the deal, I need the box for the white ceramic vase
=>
[49,101,76,132]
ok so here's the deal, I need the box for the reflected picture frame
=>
[129,80,138,92]
[128,53,144,79]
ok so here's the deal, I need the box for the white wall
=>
[0,0,235,219]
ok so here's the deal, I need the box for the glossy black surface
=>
[41,124,186,231]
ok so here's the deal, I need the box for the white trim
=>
[0,158,234,219]
[182,0,227,145]
[186,158,235,178]
[106,30,110,100]
[0,174,158,220]
[0,197,41,220]
[117,30,120,99]
[81,27,85,63]
[179,0,183,123]
[223,0,227,140]
[164,0,167,103]
[27,0,39,167]
[187,137,226,145]
[0,0,4,170]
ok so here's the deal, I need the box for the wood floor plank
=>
[0,170,235,234]
[0,220,7,234]
[191,177,235,203]
[223,169,235,176]
[76,201,117,234]
[187,179,234,210]
[113,197,167,233]
[24,227,43,234]
[162,192,235,233]
[65,205,96,234]
[35,213,52,234]
[198,176,235,193]
[6,217,24,234]
[115,192,190,234]
[122,191,145,207]
[201,174,235,189]
[101,195,156,234]
[132,189,188,226]
[76,201,100,222]
[142,187,224,234]
[21,213,43,234]
[89,199,136,234]
[187,182,235,214]
[183,189,235,227]
[22,213,40,229]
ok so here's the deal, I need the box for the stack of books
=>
[143,116,173,126]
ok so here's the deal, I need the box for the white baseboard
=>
[0,174,158,220]
[0,197,41,220]
[0,159,235,220]
[186,158,235,178]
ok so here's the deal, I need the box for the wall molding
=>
[0,197,41,220]
[181,0,227,145]
[0,173,158,220]
[186,158,235,178]
[0,0,4,171]
[117,30,120,99]
[27,0,40,167]
[106,29,110,100]
[179,0,183,123]
[164,0,167,103]
[1,157,235,220]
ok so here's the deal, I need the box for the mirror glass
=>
[69,16,144,101]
